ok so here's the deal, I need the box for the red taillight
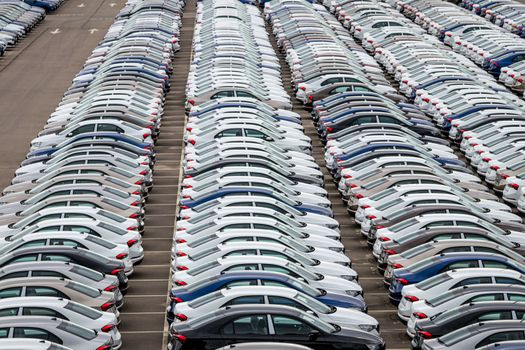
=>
[385,250,397,256]
[171,296,184,303]
[360,205,370,209]
[343,174,352,179]
[127,239,138,247]
[299,86,306,91]
[176,252,187,257]
[490,165,500,170]
[397,278,409,285]
[187,99,195,106]
[186,127,192,132]
[175,313,188,321]
[100,302,114,311]
[129,213,139,219]
[308,95,313,101]
[378,236,391,242]
[418,331,433,339]
[143,133,150,138]
[174,280,187,286]
[116,253,128,260]
[140,169,149,175]
[135,180,144,185]
[96,346,111,350]
[510,183,520,190]
[110,269,123,276]
[501,174,510,179]
[422,97,430,103]
[391,263,403,269]
[132,190,141,195]
[173,334,187,343]
[413,312,428,319]
[180,205,189,209]
[368,215,377,220]
[176,239,187,244]
[355,194,363,199]
[131,201,140,207]
[404,295,419,302]
[326,127,333,132]
[375,225,385,229]
[104,285,117,292]
[127,226,138,231]
[188,139,196,145]
[482,157,492,162]
[176,265,188,271]
[101,324,115,332]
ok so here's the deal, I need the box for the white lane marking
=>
[50,28,61,34]
[88,28,99,34]
[77,3,85,7]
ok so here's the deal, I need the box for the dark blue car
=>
[26,132,153,158]
[388,253,525,305]
[167,271,367,322]
[409,76,475,100]
[443,104,515,130]
[487,50,525,76]
[179,187,333,217]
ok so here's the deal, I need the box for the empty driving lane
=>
[0,0,125,191]
[265,18,411,350]
[115,0,196,348]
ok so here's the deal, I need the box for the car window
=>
[476,311,513,322]
[96,124,123,133]
[443,260,479,271]
[236,91,256,99]
[268,296,308,312]
[0,308,18,317]
[509,294,525,301]
[32,271,66,278]
[441,247,472,253]
[13,327,63,344]
[244,129,268,139]
[216,129,242,138]
[465,294,504,303]
[0,288,22,299]
[211,91,235,99]
[26,287,67,298]
[516,311,525,320]
[22,307,65,319]
[0,328,7,338]
[482,261,510,269]
[69,125,95,136]
[225,250,257,257]
[221,315,268,335]
[272,316,312,335]
[223,296,264,306]
[452,277,492,288]
[41,254,72,262]
[225,264,258,272]
[5,255,38,264]
[496,277,525,285]
[49,239,85,248]
[224,281,258,287]
[476,331,525,348]
[0,272,29,280]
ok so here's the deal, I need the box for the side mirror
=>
[263,136,273,141]
[309,329,321,341]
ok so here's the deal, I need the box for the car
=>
[0,316,113,350]
[167,305,385,350]
[0,339,72,350]
[214,343,313,350]
[171,286,377,331]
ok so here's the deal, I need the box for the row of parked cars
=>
[168,0,386,349]
[0,0,46,55]
[0,0,184,348]
[263,0,525,348]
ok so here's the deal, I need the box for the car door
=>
[12,327,63,344]
[269,315,333,349]
[220,314,270,346]
[475,330,525,348]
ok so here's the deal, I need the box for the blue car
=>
[443,104,515,130]
[409,76,475,100]
[388,253,525,305]
[167,271,367,322]
[179,187,333,217]
[487,50,525,76]
[26,132,153,158]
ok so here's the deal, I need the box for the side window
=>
[223,296,264,306]
[6,255,38,264]
[452,277,492,288]
[224,281,258,288]
[433,233,462,240]
[216,129,242,138]
[221,315,268,335]
[19,240,47,249]
[353,86,372,92]
[0,308,18,317]
[351,116,376,125]
[0,328,8,338]
[476,331,525,348]
[329,86,352,94]
[465,294,504,303]
[509,294,525,301]
[13,327,63,344]
[96,124,123,133]
[244,129,268,139]
[496,277,525,285]
[441,247,473,253]
[22,307,65,319]
[236,91,256,99]
[482,261,510,269]
[211,91,235,99]
[272,316,312,335]
[49,239,85,248]
[321,77,343,86]
[224,250,257,257]
[426,221,454,228]
[41,254,72,262]
[0,288,21,299]
[32,271,66,278]
[68,124,95,136]
[476,311,513,322]
[225,264,258,272]
[442,260,479,272]
[268,296,308,312]
[25,287,67,298]
[0,272,29,280]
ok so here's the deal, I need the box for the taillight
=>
[188,139,196,145]
[176,265,188,271]
[368,215,377,220]
[360,205,370,209]
[174,280,187,286]
[491,165,500,171]
[326,127,333,132]
[404,295,419,302]
[374,225,385,229]
[413,312,428,319]
[343,174,352,179]
[96,346,111,350]
[173,334,187,343]
[176,239,186,244]
[116,253,128,260]
[308,95,313,101]
[110,269,123,275]
[171,296,184,303]
[385,250,397,256]
[127,239,138,247]
[355,194,363,199]
[509,183,520,190]
[378,236,391,242]
[131,201,140,207]
[127,226,138,231]
[418,331,433,339]
[501,174,510,179]
[129,213,139,219]
[140,169,149,175]
[176,252,187,257]
[397,278,409,285]
[391,263,403,269]
[299,86,306,91]
[132,190,141,195]
[104,285,117,292]
[187,99,195,106]
[143,133,150,138]
[175,313,188,321]
[100,302,114,311]
[101,324,115,332]
[135,180,144,185]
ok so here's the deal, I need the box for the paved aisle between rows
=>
[117,0,196,348]
[0,0,126,189]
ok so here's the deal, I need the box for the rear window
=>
[66,281,100,298]
[57,321,97,340]
[416,273,452,291]
[65,301,102,320]
[70,265,104,282]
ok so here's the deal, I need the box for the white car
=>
[397,268,525,321]
[172,286,378,331]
